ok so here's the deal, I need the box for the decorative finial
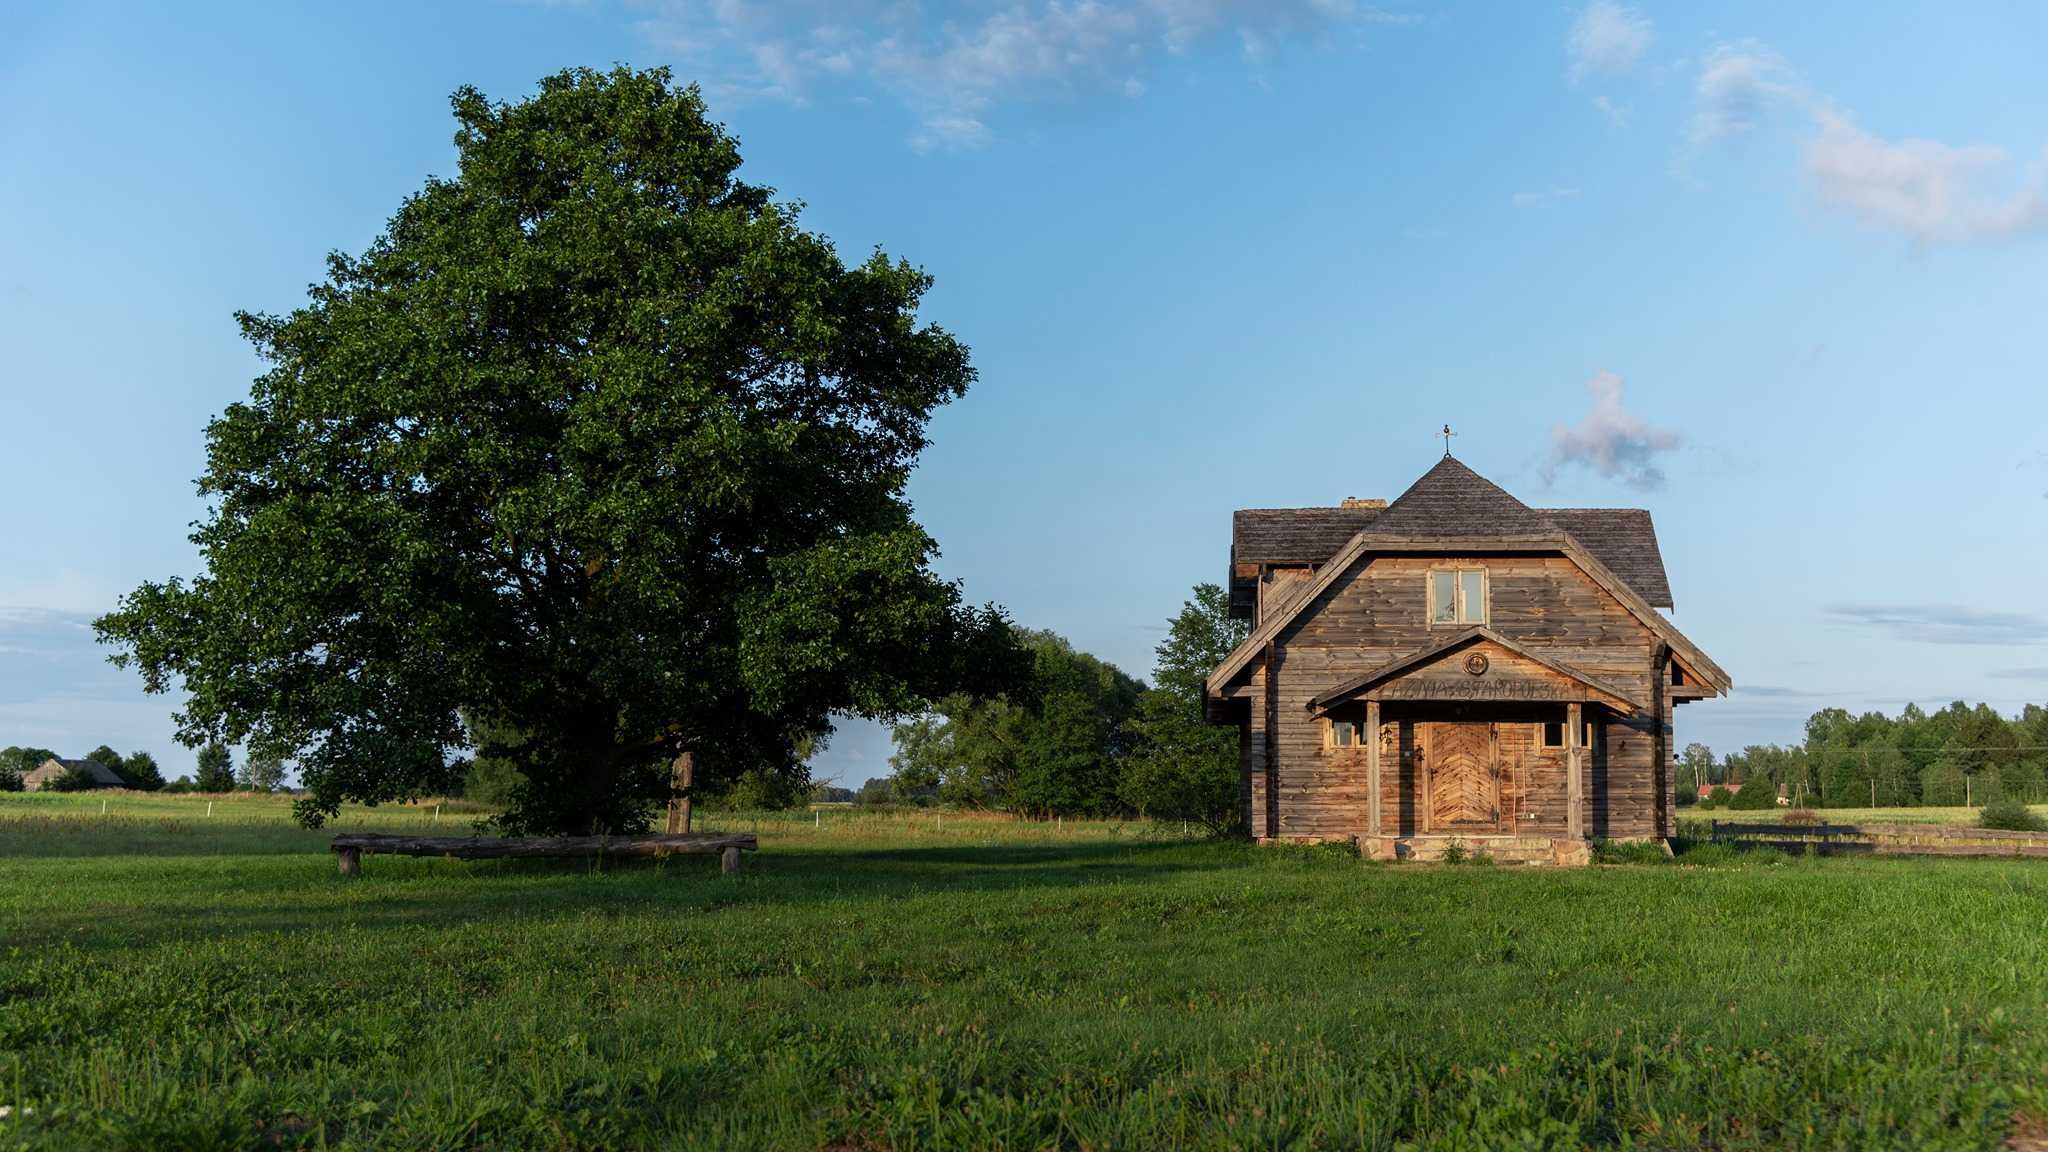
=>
[1441,424,1455,457]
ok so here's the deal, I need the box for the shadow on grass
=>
[5,836,1267,954]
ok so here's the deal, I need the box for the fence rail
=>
[1709,820,2048,858]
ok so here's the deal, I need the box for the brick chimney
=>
[1340,498,1387,509]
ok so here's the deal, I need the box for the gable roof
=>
[1306,627,1646,714]
[1207,458,1729,701]
[1229,458,1674,608]
[27,757,126,786]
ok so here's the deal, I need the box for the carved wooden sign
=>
[1378,678,1567,702]
[1463,652,1489,676]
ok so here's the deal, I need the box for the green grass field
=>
[5,793,2048,1150]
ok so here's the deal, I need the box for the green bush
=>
[1978,799,2047,832]
[48,764,103,792]
[1702,785,1733,809]
[1728,777,1779,810]
[0,764,21,792]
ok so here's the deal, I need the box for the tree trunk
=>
[666,750,694,834]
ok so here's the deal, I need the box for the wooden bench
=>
[329,832,758,876]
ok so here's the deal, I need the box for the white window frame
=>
[1428,567,1489,627]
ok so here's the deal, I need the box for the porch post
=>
[1365,699,1382,839]
[1566,702,1584,842]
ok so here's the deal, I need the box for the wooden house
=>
[1203,455,1728,864]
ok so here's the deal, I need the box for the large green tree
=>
[1119,583,1249,833]
[194,742,236,793]
[97,67,1019,834]
[889,630,1140,817]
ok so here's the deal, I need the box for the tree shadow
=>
[7,836,1263,955]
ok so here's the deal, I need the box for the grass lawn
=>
[4,794,2048,1150]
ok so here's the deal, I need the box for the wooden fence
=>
[1708,820,2048,858]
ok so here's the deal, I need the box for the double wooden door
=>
[1422,722,1502,831]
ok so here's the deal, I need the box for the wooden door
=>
[1425,722,1500,830]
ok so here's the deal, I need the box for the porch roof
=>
[1307,627,1645,715]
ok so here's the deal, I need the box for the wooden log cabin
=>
[1203,455,1729,864]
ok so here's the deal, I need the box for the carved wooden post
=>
[665,750,694,834]
[1365,699,1383,840]
[1566,702,1584,842]
[337,847,361,877]
[720,846,741,875]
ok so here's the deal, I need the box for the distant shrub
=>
[1782,808,1822,826]
[1729,777,1778,811]
[0,764,21,792]
[1702,786,1733,809]
[1439,840,1467,865]
[1979,799,2047,833]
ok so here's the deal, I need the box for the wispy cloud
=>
[631,0,1415,150]
[1542,371,1681,490]
[1803,105,2048,247]
[1735,684,1827,699]
[1989,667,2048,681]
[1690,42,1796,144]
[1828,604,2048,646]
[1590,94,1630,129]
[1689,40,2048,247]
[1510,186,1581,207]
[1566,1,1650,81]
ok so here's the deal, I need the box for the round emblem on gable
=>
[1463,652,1489,676]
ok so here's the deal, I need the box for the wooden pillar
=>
[720,846,741,875]
[336,847,361,877]
[665,750,694,834]
[1365,699,1383,838]
[1566,702,1584,841]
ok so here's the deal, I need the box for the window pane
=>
[1460,570,1485,623]
[1432,571,1457,623]
[1335,722,1353,747]
[1542,721,1563,748]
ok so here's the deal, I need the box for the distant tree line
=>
[1677,701,2048,809]
[870,583,1248,832]
[0,742,288,793]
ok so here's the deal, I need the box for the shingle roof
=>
[1231,506,1381,564]
[1229,455,1675,608]
[1363,455,1557,539]
[1539,508,1672,608]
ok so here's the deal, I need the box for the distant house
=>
[22,757,127,791]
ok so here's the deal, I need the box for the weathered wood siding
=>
[1243,553,1668,842]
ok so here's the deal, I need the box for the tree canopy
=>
[1119,583,1248,831]
[97,67,1020,834]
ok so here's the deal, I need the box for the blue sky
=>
[5,1,2048,786]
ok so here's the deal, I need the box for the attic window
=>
[1325,718,1365,748]
[1429,569,1487,626]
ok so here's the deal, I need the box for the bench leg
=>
[337,847,361,877]
[721,846,741,875]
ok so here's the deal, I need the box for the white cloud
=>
[1590,94,1629,129]
[1688,42,2048,248]
[1510,186,1580,207]
[632,0,1413,149]
[1566,1,1650,80]
[1802,106,2048,246]
[1690,43,1796,144]
[1543,371,1681,490]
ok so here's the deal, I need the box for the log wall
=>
[1238,553,1671,842]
